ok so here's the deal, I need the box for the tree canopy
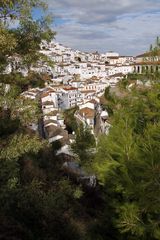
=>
[0,1,82,240]
[93,80,160,240]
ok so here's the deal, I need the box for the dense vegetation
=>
[1,1,160,239]
[0,1,82,239]
[94,81,160,239]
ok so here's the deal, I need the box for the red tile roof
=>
[78,107,95,119]
[63,87,78,91]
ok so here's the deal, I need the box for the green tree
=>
[0,0,55,154]
[93,82,160,240]
[71,124,96,166]
[0,1,80,239]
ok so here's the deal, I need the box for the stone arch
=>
[156,65,159,72]
[146,66,149,72]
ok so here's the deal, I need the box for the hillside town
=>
[9,41,135,146]
[1,1,160,239]
[4,41,160,150]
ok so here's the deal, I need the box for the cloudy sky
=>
[45,0,160,56]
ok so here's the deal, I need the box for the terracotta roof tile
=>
[78,107,95,119]
[63,87,78,91]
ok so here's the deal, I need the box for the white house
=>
[57,87,81,109]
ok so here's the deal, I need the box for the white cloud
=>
[46,0,160,55]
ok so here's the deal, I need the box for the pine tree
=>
[93,82,160,240]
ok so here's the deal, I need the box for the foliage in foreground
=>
[93,82,160,240]
[0,1,82,240]
[1,1,160,240]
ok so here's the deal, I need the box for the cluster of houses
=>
[18,41,137,145]
[4,41,160,185]
[22,81,110,143]
[9,41,160,147]
[39,41,134,79]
